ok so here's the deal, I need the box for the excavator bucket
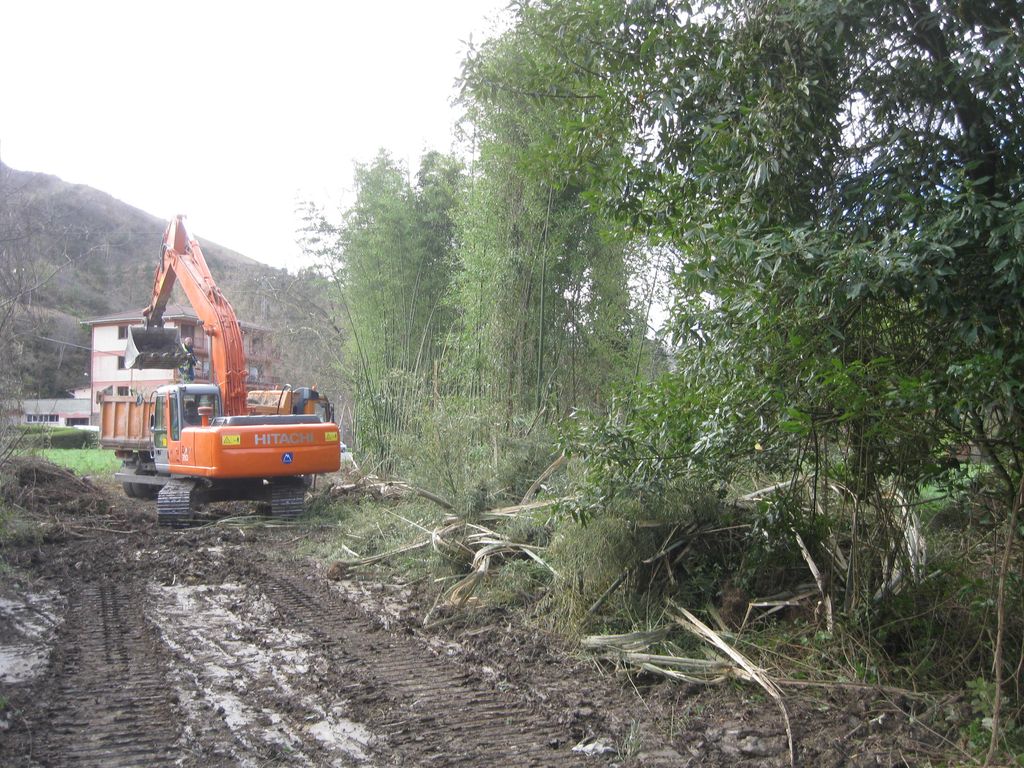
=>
[125,325,185,369]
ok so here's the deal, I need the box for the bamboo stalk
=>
[520,453,567,505]
[738,478,804,503]
[796,531,833,632]
[349,538,430,566]
[638,662,730,685]
[580,627,670,651]
[586,569,632,616]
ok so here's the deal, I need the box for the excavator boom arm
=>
[140,216,248,416]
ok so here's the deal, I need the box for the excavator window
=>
[178,392,221,435]
[153,395,167,448]
[313,400,330,422]
[170,397,181,441]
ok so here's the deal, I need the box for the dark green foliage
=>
[452,4,1024,745]
[489,0,1024,565]
[741,491,829,594]
[15,425,96,449]
[496,0,1024,512]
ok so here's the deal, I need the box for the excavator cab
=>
[152,384,222,474]
[125,325,186,369]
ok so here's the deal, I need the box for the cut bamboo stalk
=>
[586,569,632,616]
[580,627,670,651]
[520,453,567,505]
[672,605,795,768]
[796,531,834,632]
[638,662,730,685]
[347,538,430,567]
[738,478,803,503]
[742,589,818,630]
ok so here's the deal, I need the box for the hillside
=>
[0,163,294,398]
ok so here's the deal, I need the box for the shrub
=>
[16,425,96,450]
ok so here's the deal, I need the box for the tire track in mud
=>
[256,566,600,767]
[5,528,619,767]
[26,579,182,767]
[146,576,373,766]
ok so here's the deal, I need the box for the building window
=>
[180,323,195,340]
[118,325,129,339]
[66,417,89,426]
[27,414,59,423]
[117,386,130,396]
[118,355,126,370]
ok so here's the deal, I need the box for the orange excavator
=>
[107,215,340,527]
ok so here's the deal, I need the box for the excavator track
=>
[21,579,183,766]
[156,478,195,528]
[269,479,305,521]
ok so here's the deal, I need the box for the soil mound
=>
[1,457,110,516]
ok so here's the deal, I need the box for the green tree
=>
[485,0,1024,511]
[302,151,465,470]
[457,26,641,420]
[473,3,1024,745]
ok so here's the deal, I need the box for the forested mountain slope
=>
[0,163,295,397]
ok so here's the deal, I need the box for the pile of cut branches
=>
[2,456,110,516]
[323,459,568,607]
[325,474,453,509]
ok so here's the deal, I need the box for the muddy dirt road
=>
[0,473,951,767]
[0,481,682,768]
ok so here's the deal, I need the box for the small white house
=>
[16,398,92,427]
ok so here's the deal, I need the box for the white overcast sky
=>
[1,1,509,270]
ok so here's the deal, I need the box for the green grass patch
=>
[37,448,119,477]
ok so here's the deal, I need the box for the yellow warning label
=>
[221,434,241,446]
[325,431,338,442]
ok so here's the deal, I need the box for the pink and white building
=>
[81,304,274,413]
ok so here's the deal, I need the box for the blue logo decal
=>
[282,452,294,465]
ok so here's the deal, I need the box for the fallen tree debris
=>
[447,531,559,607]
[582,609,796,766]
[325,475,453,510]
[321,463,573,605]
[582,629,737,685]
[741,584,818,630]
[1,456,110,517]
[671,605,794,768]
